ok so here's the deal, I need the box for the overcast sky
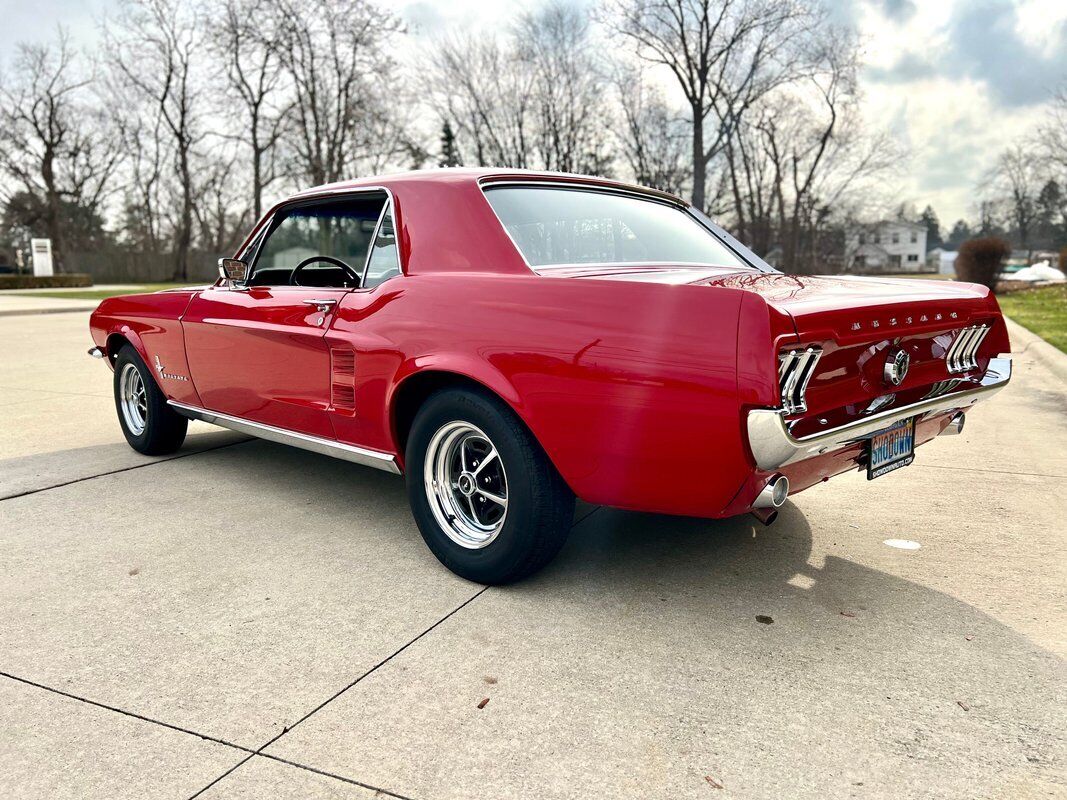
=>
[2,0,1065,225]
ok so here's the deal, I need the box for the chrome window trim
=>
[478,180,766,274]
[358,198,403,292]
[168,400,401,474]
[359,199,390,288]
[746,357,1012,471]
[238,186,399,288]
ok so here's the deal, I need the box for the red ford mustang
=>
[89,169,1012,583]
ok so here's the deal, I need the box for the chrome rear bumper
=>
[746,357,1012,471]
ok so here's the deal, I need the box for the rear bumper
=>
[746,357,1012,471]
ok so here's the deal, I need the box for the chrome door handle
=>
[302,298,338,313]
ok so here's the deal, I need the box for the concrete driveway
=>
[1,310,1064,799]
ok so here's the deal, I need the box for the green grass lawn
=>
[19,283,194,301]
[998,284,1067,353]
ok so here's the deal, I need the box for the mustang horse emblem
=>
[154,355,188,382]
[883,348,910,387]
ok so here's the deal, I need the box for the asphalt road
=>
[1,309,1064,799]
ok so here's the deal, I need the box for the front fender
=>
[89,292,202,405]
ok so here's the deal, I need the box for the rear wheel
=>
[406,388,574,584]
[113,345,188,455]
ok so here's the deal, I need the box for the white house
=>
[926,247,958,276]
[845,220,929,273]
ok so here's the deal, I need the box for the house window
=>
[854,255,866,268]
[907,254,918,262]
[858,233,866,245]
[892,232,900,244]
[910,231,917,243]
[872,234,880,244]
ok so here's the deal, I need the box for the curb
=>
[1004,317,1067,386]
[0,306,97,318]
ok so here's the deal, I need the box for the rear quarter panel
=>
[90,291,202,406]
[330,273,752,517]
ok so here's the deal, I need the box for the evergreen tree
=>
[946,219,972,249]
[439,121,461,168]
[1035,179,1063,248]
[919,205,942,249]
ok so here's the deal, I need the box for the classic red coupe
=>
[89,169,1012,583]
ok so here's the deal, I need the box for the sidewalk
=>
[0,294,98,317]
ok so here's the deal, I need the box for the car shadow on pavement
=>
[497,502,1065,792]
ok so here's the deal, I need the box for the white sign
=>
[31,238,54,276]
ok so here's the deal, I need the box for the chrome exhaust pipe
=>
[753,474,789,509]
[940,412,965,436]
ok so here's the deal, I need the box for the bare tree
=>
[613,65,689,194]
[112,100,169,252]
[424,2,611,173]
[986,145,1038,254]
[210,0,290,220]
[0,30,120,270]
[192,150,251,253]
[719,29,896,271]
[603,0,821,211]
[515,2,613,174]
[266,0,405,186]
[424,34,537,168]
[105,0,206,281]
[1037,84,1067,176]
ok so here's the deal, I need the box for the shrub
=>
[955,237,1011,290]
[0,273,92,289]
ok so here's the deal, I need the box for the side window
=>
[363,203,401,289]
[248,194,387,288]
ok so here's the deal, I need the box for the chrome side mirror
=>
[218,258,248,287]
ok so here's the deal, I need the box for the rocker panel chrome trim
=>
[167,401,401,474]
[746,357,1011,471]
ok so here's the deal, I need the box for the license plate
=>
[867,418,915,480]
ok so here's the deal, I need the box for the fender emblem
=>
[154,355,189,382]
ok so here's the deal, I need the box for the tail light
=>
[946,325,990,373]
[778,347,822,415]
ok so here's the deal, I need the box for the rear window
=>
[484,185,745,269]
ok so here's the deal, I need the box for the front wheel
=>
[113,345,188,455]
[406,388,574,584]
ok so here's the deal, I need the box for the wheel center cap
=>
[457,472,476,496]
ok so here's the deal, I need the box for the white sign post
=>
[31,238,54,277]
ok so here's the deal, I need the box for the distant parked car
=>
[88,170,1012,583]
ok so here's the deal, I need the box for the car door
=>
[182,191,389,438]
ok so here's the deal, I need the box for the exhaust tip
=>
[753,474,790,509]
[751,507,778,526]
[940,412,965,436]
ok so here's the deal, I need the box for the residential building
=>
[844,220,929,273]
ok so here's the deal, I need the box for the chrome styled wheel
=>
[119,362,148,435]
[424,421,508,549]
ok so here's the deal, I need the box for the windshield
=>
[484,185,746,270]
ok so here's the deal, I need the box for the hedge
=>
[0,273,93,289]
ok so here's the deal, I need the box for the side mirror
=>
[218,258,248,287]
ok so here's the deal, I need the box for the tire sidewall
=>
[406,390,545,583]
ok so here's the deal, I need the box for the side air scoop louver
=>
[330,348,356,412]
[778,347,822,415]
[946,324,990,374]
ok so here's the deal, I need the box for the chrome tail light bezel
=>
[946,324,990,374]
[777,347,822,415]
